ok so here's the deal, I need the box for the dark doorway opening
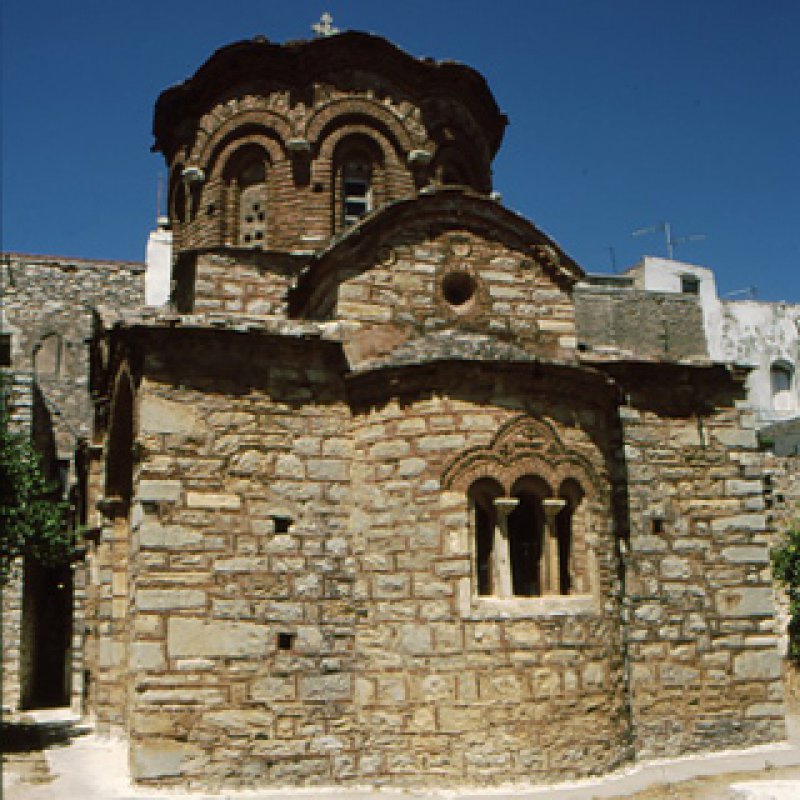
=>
[21,557,72,709]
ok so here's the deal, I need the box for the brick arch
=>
[209,138,274,249]
[316,122,403,168]
[194,108,292,169]
[206,129,283,182]
[323,127,405,234]
[307,99,417,158]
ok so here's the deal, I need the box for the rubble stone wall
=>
[111,344,632,786]
[575,286,707,360]
[1,253,144,458]
[85,323,790,788]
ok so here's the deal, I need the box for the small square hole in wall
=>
[277,632,295,651]
[652,518,665,534]
[272,516,292,534]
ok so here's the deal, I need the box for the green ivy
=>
[772,527,800,664]
[0,381,72,586]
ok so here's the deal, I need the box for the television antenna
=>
[606,246,617,273]
[632,221,706,260]
[724,286,758,300]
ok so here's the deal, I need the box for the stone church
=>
[75,28,786,787]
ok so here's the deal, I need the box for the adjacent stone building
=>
[1,252,144,713]
[75,30,789,788]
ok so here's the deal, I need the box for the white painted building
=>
[144,215,172,307]
[625,257,800,454]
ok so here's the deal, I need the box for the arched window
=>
[468,474,584,599]
[771,361,795,411]
[509,477,549,597]
[469,478,503,596]
[341,157,372,228]
[445,417,599,603]
[222,145,269,248]
[237,159,268,247]
[333,137,382,233]
[105,370,135,514]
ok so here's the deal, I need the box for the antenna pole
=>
[665,221,673,259]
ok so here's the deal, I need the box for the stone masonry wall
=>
[109,330,356,784]
[326,228,575,361]
[1,253,144,714]
[1,374,33,713]
[762,453,800,657]
[1,253,145,458]
[575,286,707,360]
[347,364,628,785]
[89,319,790,788]
[104,326,636,787]
[620,378,786,757]
[176,250,305,315]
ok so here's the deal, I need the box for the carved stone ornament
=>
[441,414,602,496]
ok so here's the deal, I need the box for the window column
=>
[542,497,566,595]
[492,497,518,598]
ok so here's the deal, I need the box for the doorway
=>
[20,557,72,708]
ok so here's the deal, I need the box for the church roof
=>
[289,187,584,315]
[153,31,507,159]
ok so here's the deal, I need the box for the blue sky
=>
[2,0,798,300]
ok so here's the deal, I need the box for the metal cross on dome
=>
[312,12,339,37]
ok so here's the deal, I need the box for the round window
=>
[442,270,477,309]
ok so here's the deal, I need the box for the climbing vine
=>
[772,526,800,664]
[0,382,72,585]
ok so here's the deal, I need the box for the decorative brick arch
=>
[205,127,284,181]
[305,98,418,155]
[316,122,403,169]
[442,415,602,497]
[194,108,293,168]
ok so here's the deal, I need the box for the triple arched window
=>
[469,476,583,598]
[443,416,599,602]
